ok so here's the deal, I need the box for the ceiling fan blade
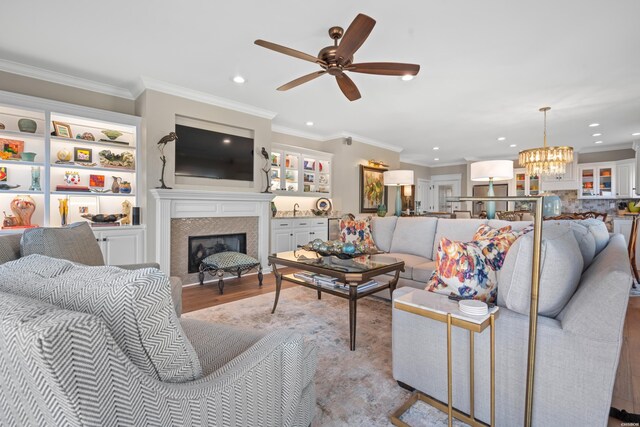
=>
[255,39,326,65]
[277,71,327,91]
[348,62,420,76]
[335,74,361,101]
[335,14,376,62]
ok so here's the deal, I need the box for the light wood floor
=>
[183,277,639,424]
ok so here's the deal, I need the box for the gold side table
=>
[390,289,499,427]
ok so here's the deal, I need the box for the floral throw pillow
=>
[339,217,377,249]
[426,225,529,303]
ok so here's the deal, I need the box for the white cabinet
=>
[613,219,638,270]
[270,218,328,253]
[579,162,615,198]
[616,160,635,198]
[270,144,332,196]
[540,159,579,191]
[93,227,144,265]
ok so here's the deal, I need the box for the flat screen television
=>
[174,124,254,181]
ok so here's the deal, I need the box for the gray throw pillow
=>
[545,220,597,268]
[21,222,105,266]
[370,216,398,252]
[498,223,583,317]
[0,254,203,383]
[577,219,609,255]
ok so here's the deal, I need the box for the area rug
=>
[184,286,466,426]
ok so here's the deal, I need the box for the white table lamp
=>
[470,160,514,219]
[384,170,414,216]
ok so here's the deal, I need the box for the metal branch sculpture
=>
[260,146,271,193]
[157,132,177,189]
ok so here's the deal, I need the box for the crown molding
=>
[0,59,135,100]
[271,125,325,141]
[324,131,403,153]
[136,76,278,120]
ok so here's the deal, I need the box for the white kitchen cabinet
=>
[270,218,329,253]
[616,160,636,198]
[579,162,615,198]
[93,227,145,265]
[613,218,638,270]
[540,159,579,191]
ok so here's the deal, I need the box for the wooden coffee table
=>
[268,249,405,351]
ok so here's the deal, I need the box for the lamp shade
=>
[470,160,514,182]
[383,170,414,186]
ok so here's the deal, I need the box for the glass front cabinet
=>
[579,162,615,198]
[270,144,332,196]
[512,168,540,209]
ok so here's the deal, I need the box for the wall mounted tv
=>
[174,124,254,182]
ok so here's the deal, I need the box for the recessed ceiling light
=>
[497,137,506,141]
[592,133,602,137]
[223,138,231,144]
[433,147,439,150]
[633,132,640,136]
[401,75,414,81]
[594,140,603,144]
[510,144,517,147]
[588,123,599,127]
[305,121,314,126]
[232,75,245,84]
[434,158,439,161]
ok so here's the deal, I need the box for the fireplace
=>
[188,233,247,273]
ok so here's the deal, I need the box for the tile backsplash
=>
[554,190,620,216]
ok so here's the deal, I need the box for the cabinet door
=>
[293,229,311,248]
[310,227,328,241]
[98,229,144,266]
[580,166,596,197]
[271,229,293,253]
[598,166,614,197]
[616,162,634,197]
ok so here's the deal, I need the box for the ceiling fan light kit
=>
[255,13,420,101]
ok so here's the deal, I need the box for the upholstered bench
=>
[198,251,263,294]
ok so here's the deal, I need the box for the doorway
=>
[428,174,462,213]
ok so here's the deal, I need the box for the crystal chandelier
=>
[519,107,573,176]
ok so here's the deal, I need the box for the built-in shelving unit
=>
[270,144,332,197]
[0,91,140,235]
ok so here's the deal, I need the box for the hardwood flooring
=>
[182,277,640,424]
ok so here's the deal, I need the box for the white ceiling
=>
[2,0,640,166]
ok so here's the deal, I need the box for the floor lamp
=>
[470,160,514,219]
[383,170,414,216]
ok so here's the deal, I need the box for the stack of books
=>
[292,272,379,293]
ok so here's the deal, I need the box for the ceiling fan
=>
[255,13,420,101]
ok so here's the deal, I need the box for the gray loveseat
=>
[0,254,317,426]
[381,217,630,426]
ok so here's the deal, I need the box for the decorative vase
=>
[271,201,278,217]
[111,176,121,193]
[542,193,562,217]
[10,195,36,226]
[377,203,387,217]
[29,167,41,191]
[18,118,37,133]
[59,198,69,226]
[120,181,132,194]
[20,152,36,162]
[57,148,72,162]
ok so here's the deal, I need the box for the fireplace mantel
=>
[150,189,274,276]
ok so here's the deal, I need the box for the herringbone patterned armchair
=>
[0,255,317,427]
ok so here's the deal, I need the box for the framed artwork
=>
[89,174,105,187]
[359,165,388,213]
[0,138,24,159]
[52,121,73,138]
[74,147,92,163]
[0,167,7,182]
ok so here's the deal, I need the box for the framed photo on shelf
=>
[52,121,73,138]
[359,164,388,213]
[74,147,93,163]
[89,174,105,188]
[0,167,7,182]
[0,138,24,159]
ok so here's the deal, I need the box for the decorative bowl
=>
[101,130,123,140]
[18,118,37,133]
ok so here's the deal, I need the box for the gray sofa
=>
[381,217,631,426]
[0,253,317,426]
[370,216,533,294]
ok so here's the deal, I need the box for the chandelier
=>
[519,107,573,176]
